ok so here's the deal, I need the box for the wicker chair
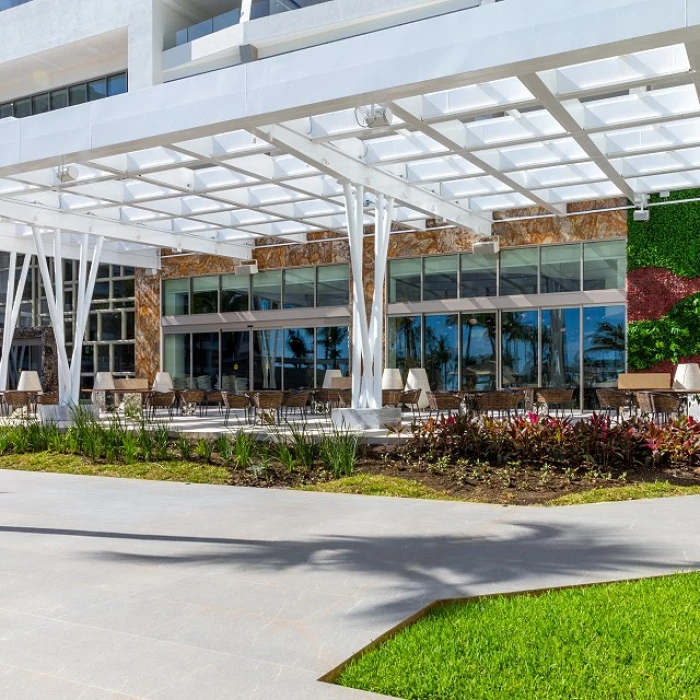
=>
[313,388,339,413]
[474,391,522,418]
[146,391,176,419]
[251,391,284,424]
[179,388,206,417]
[282,390,312,420]
[3,391,35,416]
[635,391,683,423]
[596,389,631,419]
[36,393,58,406]
[204,390,224,415]
[535,388,575,416]
[337,389,352,408]
[222,392,250,426]
[402,388,422,418]
[382,389,404,408]
[426,391,462,419]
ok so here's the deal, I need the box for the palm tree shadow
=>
[0,522,693,622]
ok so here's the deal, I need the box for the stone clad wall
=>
[134,201,628,381]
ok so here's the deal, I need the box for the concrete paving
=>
[0,471,698,700]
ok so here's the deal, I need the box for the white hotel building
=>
[0,0,698,413]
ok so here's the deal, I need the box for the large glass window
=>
[283,268,315,308]
[317,265,349,307]
[253,329,282,389]
[423,256,458,301]
[540,244,581,293]
[583,305,626,408]
[500,248,539,296]
[163,278,190,316]
[253,270,282,310]
[424,314,459,391]
[316,326,349,385]
[284,327,315,389]
[461,253,498,298]
[221,331,250,393]
[221,274,249,312]
[388,259,421,303]
[192,276,219,314]
[542,308,581,389]
[192,332,219,391]
[584,241,626,291]
[461,313,497,391]
[501,310,539,387]
[164,334,191,389]
[387,316,422,374]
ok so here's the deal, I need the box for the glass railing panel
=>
[188,18,214,42]
[213,8,241,32]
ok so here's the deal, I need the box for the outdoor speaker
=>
[472,240,500,255]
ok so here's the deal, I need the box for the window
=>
[501,310,539,387]
[542,307,581,388]
[461,253,498,298]
[462,314,497,390]
[283,267,315,308]
[388,259,421,303]
[583,305,626,407]
[424,314,458,391]
[423,256,458,301]
[192,276,219,314]
[253,270,282,310]
[317,265,349,307]
[0,72,127,121]
[500,248,538,296]
[284,327,315,388]
[163,278,190,316]
[540,244,581,293]
[316,326,349,385]
[584,240,626,290]
[387,316,422,374]
[221,274,249,312]
[164,334,191,389]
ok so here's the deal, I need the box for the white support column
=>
[32,228,104,407]
[368,195,394,410]
[69,235,104,405]
[344,183,373,410]
[0,252,31,391]
[34,229,71,403]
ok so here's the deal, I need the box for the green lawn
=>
[300,474,458,501]
[548,480,700,506]
[0,452,231,485]
[337,573,700,700]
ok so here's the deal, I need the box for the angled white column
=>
[32,228,105,406]
[368,195,395,410]
[343,184,396,411]
[0,252,31,391]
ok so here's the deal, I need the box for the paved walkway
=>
[0,471,698,700]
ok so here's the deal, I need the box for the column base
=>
[331,407,401,431]
[37,405,100,424]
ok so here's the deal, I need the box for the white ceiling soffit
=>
[0,0,699,258]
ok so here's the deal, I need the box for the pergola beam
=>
[253,125,492,235]
[0,200,254,261]
[519,73,637,200]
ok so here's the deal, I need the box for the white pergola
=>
[1,0,700,408]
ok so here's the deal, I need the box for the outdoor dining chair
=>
[179,388,206,416]
[535,388,575,416]
[282,390,312,420]
[251,391,284,425]
[146,391,176,419]
[634,391,683,423]
[474,391,522,419]
[426,391,462,419]
[222,391,250,426]
[2,391,36,417]
[596,389,631,419]
[402,388,422,418]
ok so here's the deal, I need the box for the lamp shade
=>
[674,363,700,390]
[152,372,174,393]
[17,371,42,393]
[382,368,404,391]
[93,372,116,391]
[322,369,342,389]
[405,367,431,409]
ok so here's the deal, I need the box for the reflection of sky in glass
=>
[542,308,580,387]
[424,315,458,391]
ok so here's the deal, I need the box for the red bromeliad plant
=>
[407,413,700,473]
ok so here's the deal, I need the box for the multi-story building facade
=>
[2,0,699,410]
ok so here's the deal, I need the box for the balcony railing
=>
[0,0,33,11]
[165,0,333,49]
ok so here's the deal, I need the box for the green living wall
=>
[627,189,700,371]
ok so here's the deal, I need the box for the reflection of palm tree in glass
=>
[463,315,497,390]
[397,317,421,371]
[287,330,309,359]
[318,327,348,369]
[502,313,538,385]
[590,322,625,355]
[426,331,456,390]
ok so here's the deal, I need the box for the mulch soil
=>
[218,446,700,506]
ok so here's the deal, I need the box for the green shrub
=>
[319,426,360,479]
